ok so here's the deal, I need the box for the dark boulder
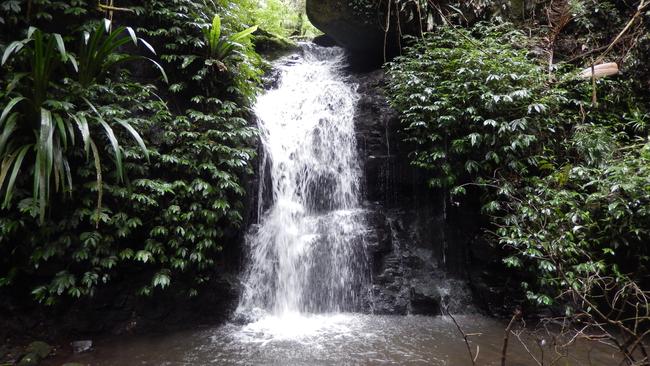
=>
[313,34,337,48]
[306,0,385,54]
[410,278,442,315]
[306,0,430,66]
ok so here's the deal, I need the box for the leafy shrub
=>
[386,21,650,318]
[76,20,167,88]
[0,23,161,223]
[0,0,262,304]
[203,14,258,66]
[386,24,577,191]
[498,129,650,306]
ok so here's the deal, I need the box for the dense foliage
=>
[0,21,161,224]
[498,136,650,305]
[0,0,278,304]
[387,1,650,319]
[387,24,577,190]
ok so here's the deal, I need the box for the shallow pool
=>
[66,313,620,365]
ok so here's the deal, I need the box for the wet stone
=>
[71,340,93,354]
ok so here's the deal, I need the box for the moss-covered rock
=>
[254,29,300,60]
[25,341,51,359]
[17,353,39,366]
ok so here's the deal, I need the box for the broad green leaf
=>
[1,41,25,65]
[97,118,123,182]
[139,38,156,55]
[211,15,222,43]
[68,54,79,72]
[0,97,26,126]
[63,158,72,193]
[88,138,103,227]
[229,25,258,43]
[126,27,138,45]
[53,113,67,149]
[53,33,68,61]
[116,119,149,160]
[2,144,31,208]
[0,113,18,156]
[36,109,54,222]
[146,57,168,83]
[71,114,90,155]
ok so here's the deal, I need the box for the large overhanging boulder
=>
[306,0,528,63]
[306,0,387,59]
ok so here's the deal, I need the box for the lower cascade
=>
[237,44,370,317]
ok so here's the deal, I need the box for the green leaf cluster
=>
[387,21,650,313]
[386,23,577,190]
[203,14,258,63]
[1,22,161,223]
[0,0,263,304]
[497,126,650,303]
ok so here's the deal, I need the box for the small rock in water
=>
[70,340,93,354]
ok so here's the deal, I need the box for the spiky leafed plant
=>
[0,22,164,223]
[77,19,167,87]
[203,14,258,67]
[1,27,79,223]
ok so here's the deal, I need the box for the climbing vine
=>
[0,0,262,304]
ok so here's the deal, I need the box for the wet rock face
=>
[352,69,486,316]
[365,209,445,315]
[363,207,475,316]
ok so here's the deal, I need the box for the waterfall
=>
[237,45,370,317]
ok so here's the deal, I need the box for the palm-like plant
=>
[1,27,79,223]
[0,21,163,223]
[78,19,167,87]
[203,14,258,63]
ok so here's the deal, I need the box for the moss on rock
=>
[254,29,300,60]
[17,353,39,366]
[25,342,51,359]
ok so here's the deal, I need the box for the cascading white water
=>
[237,45,369,317]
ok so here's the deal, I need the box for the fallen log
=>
[579,62,619,79]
